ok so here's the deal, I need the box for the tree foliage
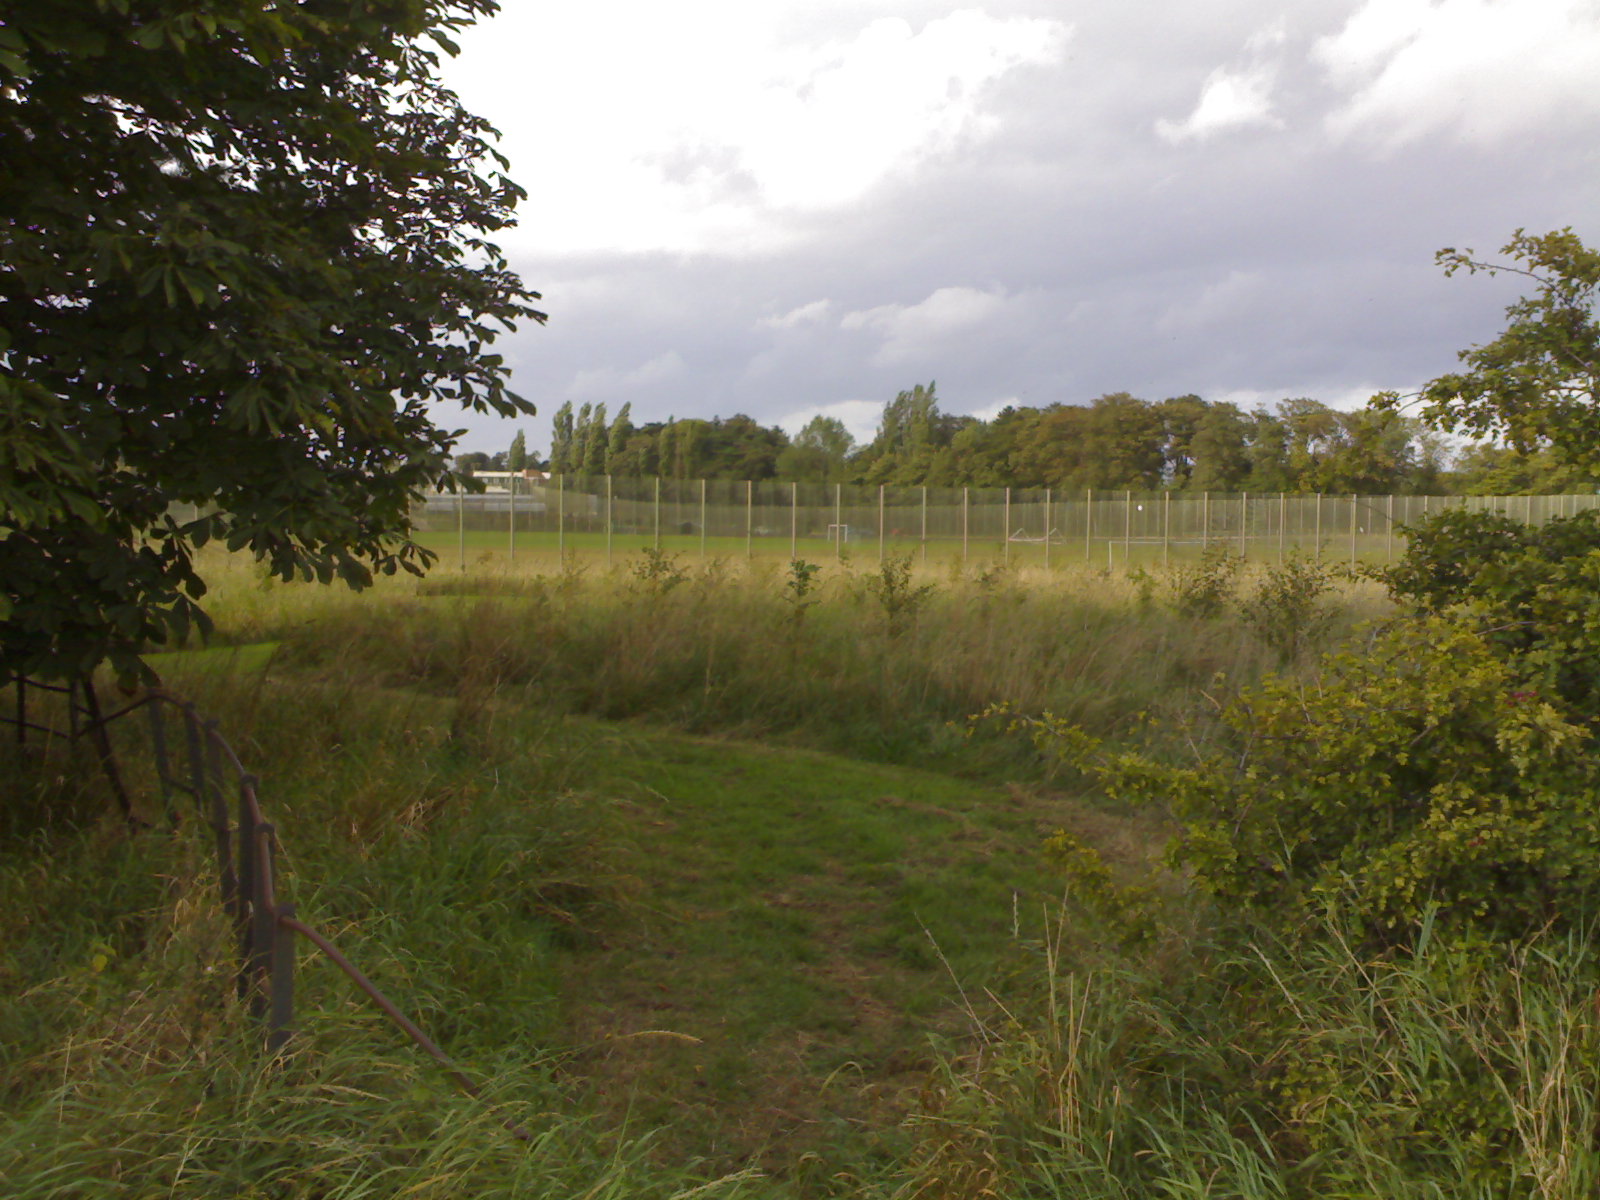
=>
[1376,228,1600,473]
[0,0,542,684]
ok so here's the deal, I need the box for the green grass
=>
[32,551,1546,1198]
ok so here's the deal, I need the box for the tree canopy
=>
[1,1,541,684]
[1376,228,1600,473]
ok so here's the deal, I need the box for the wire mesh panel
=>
[409,484,1600,569]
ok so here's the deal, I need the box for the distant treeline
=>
[461,384,1592,496]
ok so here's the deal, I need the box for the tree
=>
[1,1,542,687]
[547,402,575,474]
[776,414,853,482]
[507,429,528,472]
[1376,228,1600,474]
[605,402,632,471]
[581,403,608,475]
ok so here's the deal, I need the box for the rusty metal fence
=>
[4,675,523,1134]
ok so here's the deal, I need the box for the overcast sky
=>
[438,0,1600,456]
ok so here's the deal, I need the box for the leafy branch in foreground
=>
[0,1,543,687]
[1374,227,1600,474]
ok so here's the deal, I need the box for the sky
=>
[437,0,1600,457]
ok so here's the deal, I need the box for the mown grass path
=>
[558,726,1067,1189]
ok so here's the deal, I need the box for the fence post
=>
[1278,492,1286,564]
[1239,491,1248,558]
[790,482,797,562]
[878,485,885,564]
[1162,491,1170,567]
[920,486,928,565]
[1085,488,1092,562]
[236,785,257,1000]
[1124,489,1132,567]
[457,484,464,572]
[606,475,613,568]
[700,478,707,561]
[1387,494,1394,563]
[745,481,753,560]
[508,474,515,563]
[147,699,176,826]
[249,821,276,1016]
[268,902,296,1054]
[962,487,969,563]
[1315,493,1322,559]
[1201,491,1208,551]
[653,476,661,551]
[1350,493,1357,566]
[838,483,851,563]
[557,475,565,560]
[1003,487,1011,563]
[1045,487,1052,571]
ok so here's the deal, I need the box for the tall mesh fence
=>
[413,478,1600,568]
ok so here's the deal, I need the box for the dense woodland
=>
[464,385,1594,495]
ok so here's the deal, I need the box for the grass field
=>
[13,549,1598,1196]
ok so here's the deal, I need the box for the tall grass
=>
[900,913,1600,1199]
[199,552,1386,771]
[0,664,766,1199]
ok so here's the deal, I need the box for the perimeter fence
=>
[414,477,1600,569]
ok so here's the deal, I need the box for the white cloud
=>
[1314,0,1600,147]
[759,299,832,330]
[567,351,685,399]
[778,399,883,444]
[1210,383,1396,413]
[1157,62,1284,143]
[444,5,1067,254]
[840,285,1010,365]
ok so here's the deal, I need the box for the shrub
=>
[1168,543,1242,618]
[1237,552,1336,664]
[1010,617,1600,942]
[1387,508,1600,720]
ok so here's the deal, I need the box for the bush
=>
[1387,508,1600,720]
[1167,543,1242,618]
[1016,617,1600,943]
[1237,552,1336,664]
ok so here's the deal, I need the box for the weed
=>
[1168,542,1242,618]
[628,547,688,595]
[782,558,823,627]
[1237,551,1336,663]
[865,555,935,637]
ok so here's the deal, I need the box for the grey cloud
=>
[453,0,1600,459]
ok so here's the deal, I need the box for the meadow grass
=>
[27,549,1575,1198]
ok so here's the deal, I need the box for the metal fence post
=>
[606,474,613,567]
[1350,493,1357,566]
[508,474,515,562]
[878,485,886,564]
[1164,489,1177,569]
[700,478,707,560]
[745,480,753,560]
[1004,487,1011,563]
[654,476,661,551]
[920,486,928,564]
[835,483,842,560]
[1045,487,1052,571]
[1124,489,1132,567]
[147,699,175,825]
[790,482,798,562]
[268,902,296,1054]
[963,487,970,563]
